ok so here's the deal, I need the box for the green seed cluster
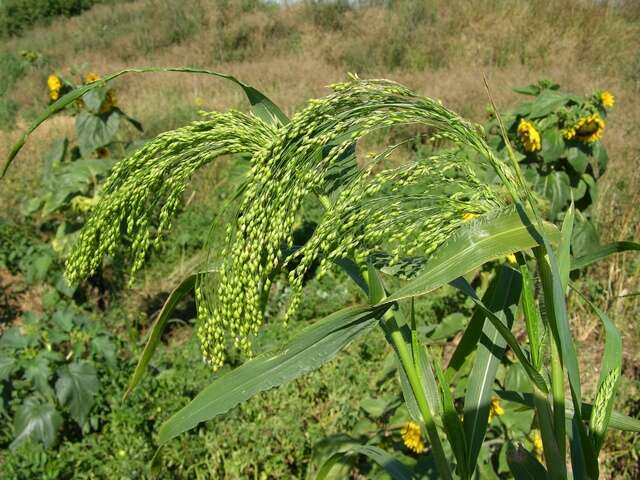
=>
[199,78,511,369]
[65,111,276,286]
[590,367,620,439]
[66,78,517,370]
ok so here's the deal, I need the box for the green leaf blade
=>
[157,305,383,446]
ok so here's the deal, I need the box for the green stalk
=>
[550,338,566,459]
[387,323,453,480]
[534,246,567,461]
[532,387,567,480]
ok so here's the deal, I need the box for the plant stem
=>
[534,246,567,461]
[532,387,567,480]
[387,322,453,480]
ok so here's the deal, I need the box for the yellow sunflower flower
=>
[600,90,615,108]
[47,74,61,101]
[517,119,541,153]
[573,113,605,143]
[85,72,101,83]
[488,397,505,422]
[401,421,426,454]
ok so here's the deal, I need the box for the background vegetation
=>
[0,0,639,478]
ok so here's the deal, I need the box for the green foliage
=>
[487,79,614,257]
[0,51,25,128]
[0,303,116,449]
[0,0,122,38]
[22,72,142,259]
[3,68,639,479]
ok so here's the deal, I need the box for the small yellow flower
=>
[47,74,61,101]
[573,113,605,143]
[506,253,517,264]
[463,212,479,221]
[401,421,426,454]
[600,90,614,108]
[85,72,101,83]
[488,397,505,422]
[532,429,543,461]
[517,119,541,153]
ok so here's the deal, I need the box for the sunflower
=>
[401,421,426,454]
[572,113,605,143]
[600,90,615,108]
[517,119,541,152]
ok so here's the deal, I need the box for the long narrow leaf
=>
[573,289,622,452]
[571,241,640,271]
[157,305,384,445]
[432,355,467,478]
[3,66,288,175]
[506,442,550,480]
[451,277,547,393]
[460,267,522,474]
[123,274,197,399]
[380,207,558,304]
[316,445,415,480]
[495,391,640,432]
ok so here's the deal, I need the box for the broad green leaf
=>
[572,241,640,271]
[0,356,16,381]
[566,147,589,175]
[541,128,564,163]
[379,207,558,304]
[124,274,197,399]
[82,86,108,113]
[310,433,360,480]
[571,216,600,259]
[592,141,608,172]
[3,66,288,176]
[316,445,415,480]
[76,111,120,156]
[529,90,566,119]
[506,442,549,480]
[55,361,100,426]
[512,84,541,96]
[24,353,53,398]
[157,305,385,446]
[10,398,62,449]
[460,267,522,474]
[534,170,571,219]
[0,326,35,349]
[42,138,68,179]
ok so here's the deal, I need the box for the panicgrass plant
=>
[4,68,639,479]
